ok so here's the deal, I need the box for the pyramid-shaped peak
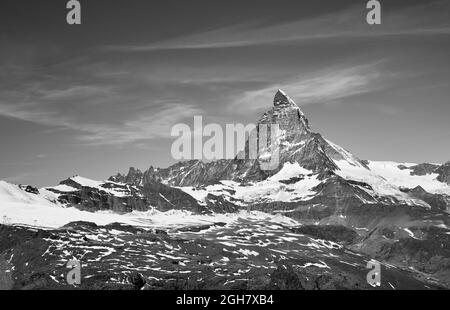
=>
[274,89,297,107]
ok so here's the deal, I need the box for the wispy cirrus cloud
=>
[40,85,114,101]
[0,55,207,146]
[0,99,202,146]
[230,63,385,112]
[105,1,450,52]
[75,103,203,145]
[0,75,203,146]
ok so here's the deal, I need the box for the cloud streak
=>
[230,64,384,112]
[105,1,450,52]
[0,76,204,146]
[0,99,203,145]
[75,103,204,145]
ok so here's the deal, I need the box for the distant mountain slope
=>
[2,90,448,218]
[108,90,450,212]
[1,90,449,288]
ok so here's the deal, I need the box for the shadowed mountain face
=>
[1,90,449,289]
[110,89,367,186]
[106,91,449,218]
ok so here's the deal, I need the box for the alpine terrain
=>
[1,90,449,290]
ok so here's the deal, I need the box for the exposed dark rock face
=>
[398,163,440,176]
[204,194,239,213]
[351,224,450,288]
[251,201,450,287]
[110,161,236,187]
[121,167,144,185]
[108,90,366,187]
[50,177,208,214]
[18,185,39,195]
[268,265,305,290]
[52,179,148,213]
[110,166,163,186]
[128,273,146,290]
[248,174,380,223]
[400,186,449,211]
[0,255,14,290]
[141,182,207,213]
[436,162,450,185]
[290,225,358,244]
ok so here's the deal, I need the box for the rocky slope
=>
[1,90,449,289]
[0,220,444,290]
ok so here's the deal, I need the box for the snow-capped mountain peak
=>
[1,90,449,289]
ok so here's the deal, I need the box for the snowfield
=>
[367,161,450,195]
[0,180,297,229]
[1,157,449,229]
[178,162,321,204]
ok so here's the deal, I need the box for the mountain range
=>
[0,90,449,290]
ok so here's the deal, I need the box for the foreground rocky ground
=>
[0,217,446,290]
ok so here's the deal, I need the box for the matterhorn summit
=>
[259,90,310,142]
[273,89,297,107]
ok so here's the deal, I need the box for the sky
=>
[0,0,449,187]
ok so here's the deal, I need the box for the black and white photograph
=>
[0,0,449,296]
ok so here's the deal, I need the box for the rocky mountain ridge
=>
[1,90,450,289]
